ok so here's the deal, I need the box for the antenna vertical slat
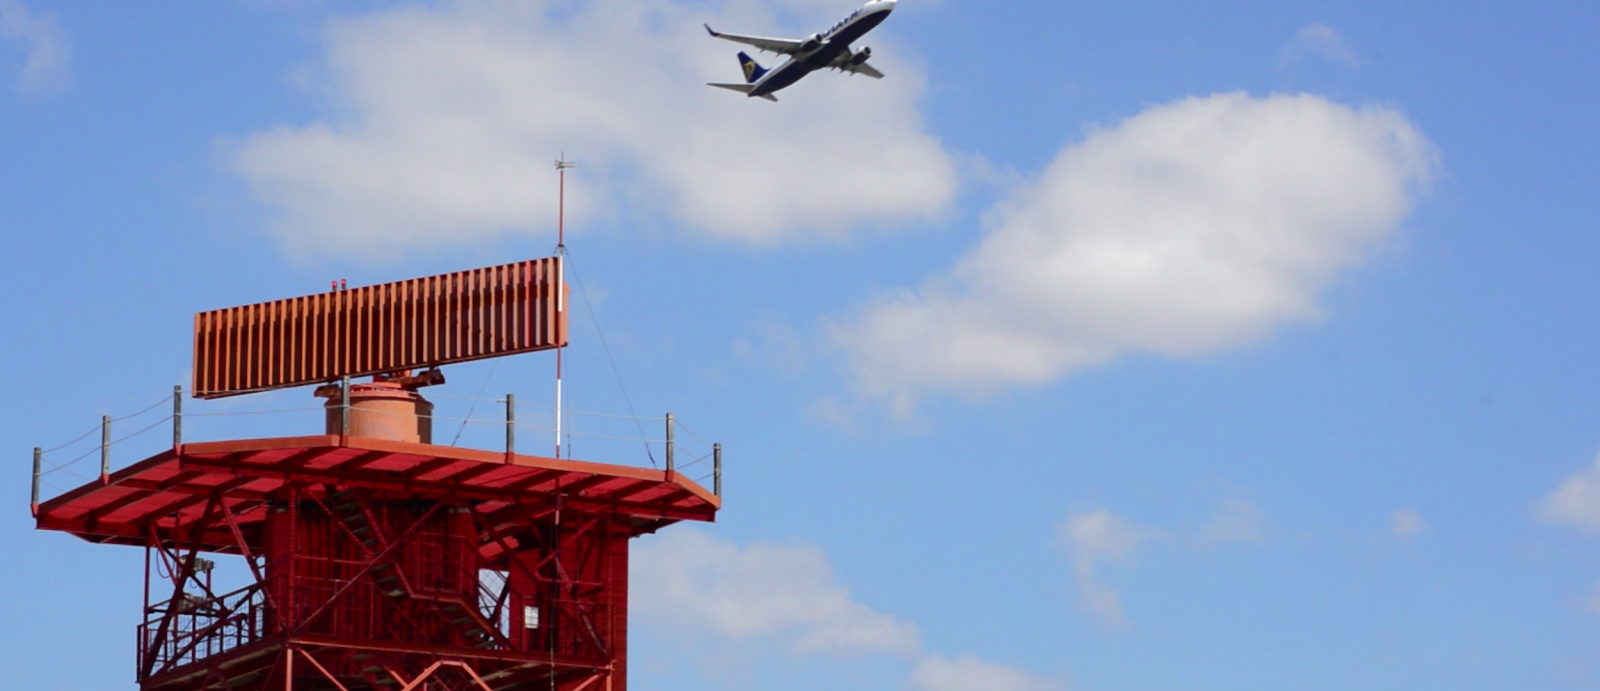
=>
[433,274,441,362]
[197,311,210,395]
[218,308,233,394]
[289,296,299,385]
[472,268,483,357]
[354,286,366,375]
[464,269,475,359]
[369,284,380,374]
[324,290,333,382]
[484,266,494,354]
[503,263,514,350]
[377,283,388,373]
[548,258,558,345]
[296,296,308,385]
[493,265,504,352]
[517,261,529,350]
[484,266,494,356]
[539,259,547,344]
[556,256,566,345]
[227,306,239,392]
[270,300,282,391]
[261,302,272,391]
[445,272,456,362]
[225,305,238,392]
[259,301,270,391]
[438,273,448,364]
[369,284,380,373]
[399,280,411,371]
[396,281,406,372]
[231,306,245,393]
[536,260,546,346]
[389,281,400,371]
[237,306,248,392]
[399,279,410,369]
[425,275,437,364]
[541,260,552,347]
[311,292,324,384]
[259,300,271,391]
[345,285,354,377]
[497,264,509,350]
[193,312,205,396]
[379,283,387,371]
[249,302,260,392]
[455,270,466,361]
[283,298,295,386]
[474,268,486,357]
[479,268,489,356]
[375,284,384,372]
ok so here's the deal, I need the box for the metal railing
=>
[137,582,267,680]
[31,384,723,509]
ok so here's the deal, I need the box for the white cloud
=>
[1282,23,1360,69]
[835,92,1437,403]
[631,528,921,656]
[908,655,1057,691]
[1055,509,1155,630]
[1540,453,1600,533]
[632,530,1058,689]
[1390,508,1425,538]
[230,0,956,258]
[0,0,71,93]
[1202,500,1269,546]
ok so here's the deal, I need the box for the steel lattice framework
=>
[37,435,717,691]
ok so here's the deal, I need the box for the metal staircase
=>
[323,488,505,651]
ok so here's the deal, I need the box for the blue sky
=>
[4,1,1600,689]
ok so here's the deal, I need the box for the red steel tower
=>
[32,257,720,691]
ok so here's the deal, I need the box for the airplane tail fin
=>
[738,52,769,84]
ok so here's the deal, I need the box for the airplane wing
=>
[704,24,804,56]
[840,60,884,79]
[829,51,885,79]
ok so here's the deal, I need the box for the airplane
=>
[705,0,895,102]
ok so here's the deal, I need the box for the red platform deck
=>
[36,436,717,554]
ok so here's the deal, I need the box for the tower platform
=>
[35,434,718,691]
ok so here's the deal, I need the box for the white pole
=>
[554,157,574,459]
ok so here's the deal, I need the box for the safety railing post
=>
[172,385,183,450]
[714,443,722,498]
[31,447,41,516]
[339,376,351,441]
[100,415,110,484]
[665,413,675,476]
[505,393,516,461]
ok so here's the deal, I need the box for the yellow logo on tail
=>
[743,59,757,81]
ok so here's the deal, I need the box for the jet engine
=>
[800,33,823,52]
[850,47,873,65]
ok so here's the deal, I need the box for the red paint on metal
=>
[35,436,717,552]
[41,253,722,691]
[193,257,568,399]
[37,435,713,691]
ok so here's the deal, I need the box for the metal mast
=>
[554,156,574,459]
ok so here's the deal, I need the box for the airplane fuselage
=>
[747,2,894,98]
